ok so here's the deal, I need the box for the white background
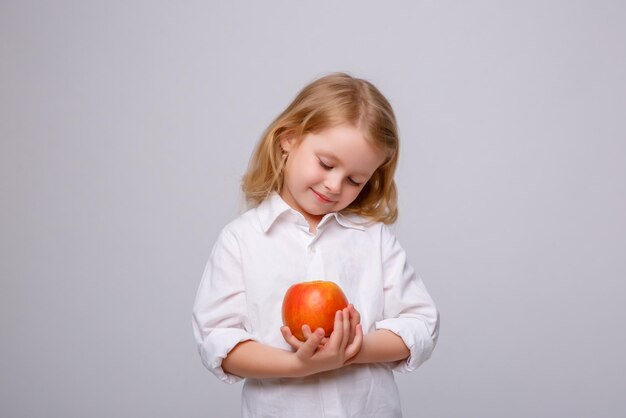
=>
[2,1,625,417]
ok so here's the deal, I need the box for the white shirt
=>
[192,193,439,418]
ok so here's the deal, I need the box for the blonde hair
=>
[242,72,399,224]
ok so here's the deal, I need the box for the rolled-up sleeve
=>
[192,227,257,384]
[374,225,440,373]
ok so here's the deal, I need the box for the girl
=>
[192,72,439,418]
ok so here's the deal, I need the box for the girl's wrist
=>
[288,353,323,378]
[347,350,364,365]
[287,355,305,378]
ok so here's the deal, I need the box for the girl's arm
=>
[348,329,409,364]
[344,306,409,364]
[282,304,408,366]
[222,340,313,378]
[223,308,363,379]
[372,225,439,372]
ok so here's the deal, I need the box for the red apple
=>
[282,280,349,341]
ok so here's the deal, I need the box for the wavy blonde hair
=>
[242,72,400,224]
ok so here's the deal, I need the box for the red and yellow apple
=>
[282,280,349,341]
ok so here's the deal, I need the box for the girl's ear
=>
[280,133,296,152]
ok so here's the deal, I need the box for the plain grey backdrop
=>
[2,1,625,417]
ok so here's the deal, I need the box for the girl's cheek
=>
[312,165,325,179]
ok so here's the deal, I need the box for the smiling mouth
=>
[311,189,335,203]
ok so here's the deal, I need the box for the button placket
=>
[307,232,322,258]
[305,235,326,279]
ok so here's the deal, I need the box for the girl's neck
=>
[305,214,322,234]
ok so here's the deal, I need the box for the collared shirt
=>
[192,193,439,418]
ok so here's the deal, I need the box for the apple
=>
[282,280,349,341]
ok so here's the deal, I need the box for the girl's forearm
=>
[350,329,410,364]
[222,329,408,379]
[222,340,302,379]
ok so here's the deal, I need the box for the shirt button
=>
[309,246,316,254]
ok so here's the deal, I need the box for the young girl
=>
[192,72,439,418]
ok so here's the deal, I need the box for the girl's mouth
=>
[311,188,334,203]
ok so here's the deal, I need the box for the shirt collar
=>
[257,193,366,233]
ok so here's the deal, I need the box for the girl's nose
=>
[324,173,342,194]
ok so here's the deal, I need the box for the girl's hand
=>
[339,304,362,367]
[281,324,328,351]
[281,308,363,376]
[280,304,361,351]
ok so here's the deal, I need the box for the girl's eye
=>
[318,159,332,170]
[318,158,361,186]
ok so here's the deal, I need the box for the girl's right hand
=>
[282,307,363,376]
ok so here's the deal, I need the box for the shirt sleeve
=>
[374,224,440,373]
[192,226,257,384]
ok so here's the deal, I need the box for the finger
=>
[340,307,350,349]
[307,326,330,348]
[301,325,325,350]
[348,304,359,342]
[345,323,363,361]
[297,328,325,359]
[350,304,361,326]
[327,310,343,348]
[301,324,313,340]
[281,326,303,350]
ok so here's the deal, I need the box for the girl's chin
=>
[299,201,328,217]
[303,206,327,217]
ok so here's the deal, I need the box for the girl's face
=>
[280,123,386,228]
